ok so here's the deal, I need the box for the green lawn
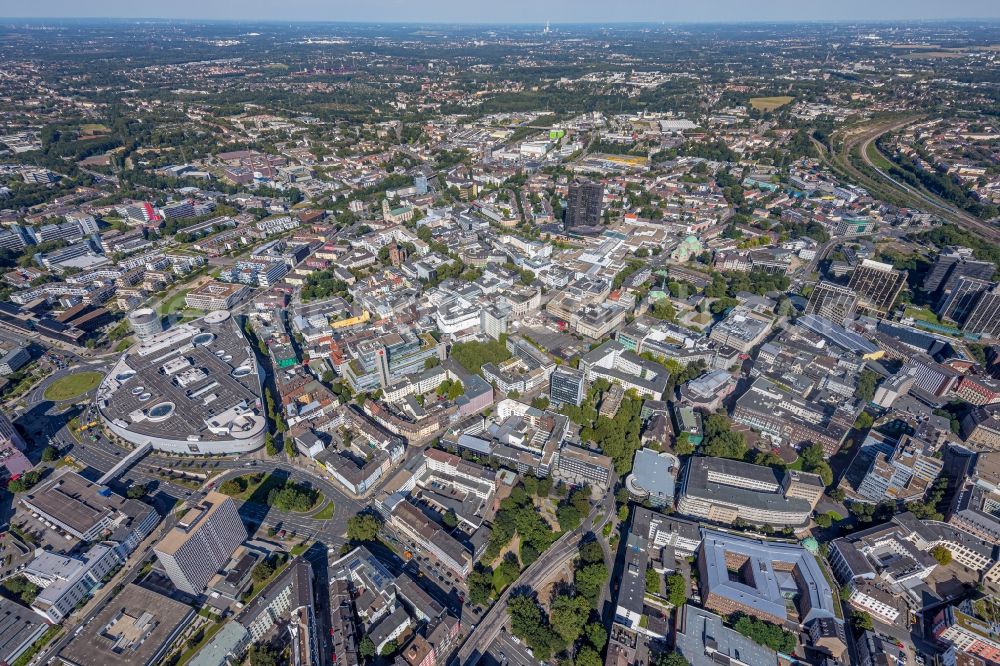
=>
[866,142,895,171]
[43,372,103,402]
[313,502,336,520]
[904,306,941,325]
[160,288,191,315]
[750,96,794,111]
[11,625,60,666]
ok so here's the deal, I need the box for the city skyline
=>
[2,0,1000,24]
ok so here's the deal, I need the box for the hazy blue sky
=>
[2,1,998,23]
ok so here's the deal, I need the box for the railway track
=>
[817,116,1000,243]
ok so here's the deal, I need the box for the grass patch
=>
[313,502,336,520]
[750,96,794,111]
[160,288,191,316]
[79,123,110,135]
[174,619,226,666]
[11,625,60,666]
[217,472,266,500]
[866,142,895,171]
[43,372,103,402]
[904,306,941,325]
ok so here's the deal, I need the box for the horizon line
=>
[2,16,1000,26]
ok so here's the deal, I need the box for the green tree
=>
[220,477,247,496]
[701,413,747,460]
[41,446,58,462]
[649,299,676,321]
[467,566,494,606]
[347,513,383,542]
[442,508,458,529]
[450,338,512,375]
[666,573,686,607]
[359,636,376,660]
[6,470,40,493]
[557,503,582,531]
[251,559,275,583]
[673,431,694,456]
[549,593,590,644]
[247,646,279,666]
[575,562,609,605]
[585,622,608,650]
[811,461,834,487]
[656,652,692,666]
[493,553,521,594]
[576,647,603,666]
[522,476,538,496]
[800,443,824,468]
[703,430,746,460]
[579,540,604,565]
[851,610,874,631]
[126,483,148,499]
[645,567,660,594]
[855,369,880,403]
[931,545,952,565]
[507,594,560,661]
[855,411,874,430]
[2,576,40,605]
[536,476,552,497]
[732,614,797,653]
[380,640,398,656]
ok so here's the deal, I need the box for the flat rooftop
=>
[21,470,117,536]
[97,311,264,444]
[700,529,836,625]
[59,583,193,666]
[154,492,235,556]
[681,457,813,522]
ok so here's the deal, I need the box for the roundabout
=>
[42,371,104,402]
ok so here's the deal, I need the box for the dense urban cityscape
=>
[0,11,997,666]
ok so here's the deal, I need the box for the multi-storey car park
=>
[96,310,267,455]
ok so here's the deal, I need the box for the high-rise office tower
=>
[154,492,247,594]
[938,276,991,325]
[962,284,1000,338]
[550,366,586,407]
[805,281,859,325]
[848,259,907,316]
[0,412,26,452]
[565,180,604,231]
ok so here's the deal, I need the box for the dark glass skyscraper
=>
[565,180,604,232]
